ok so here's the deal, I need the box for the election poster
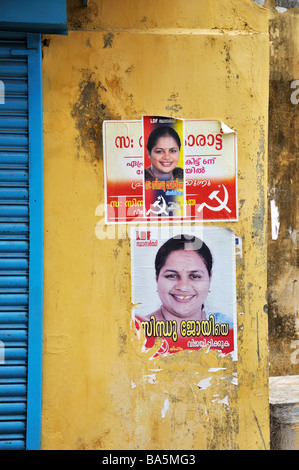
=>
[143,115,185,219]
[131,226,237,359]
[103,117,237,224]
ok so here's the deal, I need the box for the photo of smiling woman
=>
[143,116,185,219]
[132,228,236,357]
[145,126,183,183]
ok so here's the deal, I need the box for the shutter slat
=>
[0,152,28,166]
[0,440,25,450]
[0,401,26,417]
[0,347,27,364]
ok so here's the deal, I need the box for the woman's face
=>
[148,135,180,174]
[157,249,212,320]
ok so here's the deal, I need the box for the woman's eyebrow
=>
[163,268,205,274]
[154,146,179,150]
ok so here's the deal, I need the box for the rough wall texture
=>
[267,0,299,376]
[41,0,270,449]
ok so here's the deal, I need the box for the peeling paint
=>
[288,227,298,245]
[270,200,280,240]
[218,395,230,408]
[197,377,213,390]
[161,398,170,418]
[144,373,157,384]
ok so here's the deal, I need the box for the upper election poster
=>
[103,117,237,223]
[131,226,237,359]
[143,115,185,219]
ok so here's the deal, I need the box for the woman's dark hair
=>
[155,234,213,279]
[146,126,181,154]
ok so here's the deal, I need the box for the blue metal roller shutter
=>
[0,32,43,450]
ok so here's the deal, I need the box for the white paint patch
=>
[276,6,287,13]
[235,237,243,258]
[197,377,212,390]
[288,226,298,245]
[161,398,169,418]
[144,374,156,384]
[212,394,219,402]
[231,373,238,386]
[131,380,136,389]
[271,200,280,240]
[218,395,229,408]
[208,368,226,373]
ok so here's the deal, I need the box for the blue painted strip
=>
[25,33,43,451]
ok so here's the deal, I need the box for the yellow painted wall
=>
[41,0,270,449]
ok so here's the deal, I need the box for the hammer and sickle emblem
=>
[146,195,169,216]
[197,184,231,213]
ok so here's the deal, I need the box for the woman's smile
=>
[171,294,195,303]
[159,161,174,167]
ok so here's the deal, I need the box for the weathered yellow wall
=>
[41,0,270,449]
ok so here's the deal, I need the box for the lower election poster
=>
[131,226,237,359]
